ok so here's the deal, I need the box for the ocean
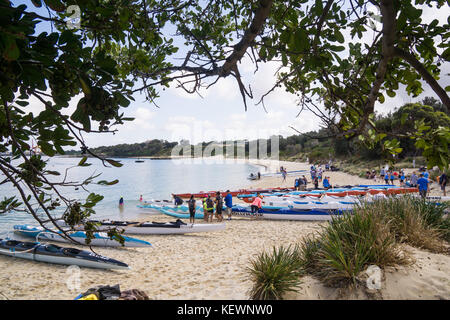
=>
[0,157,261,234]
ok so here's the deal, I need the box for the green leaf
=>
[3,36,20,61]
[105,159,123,167]
[45,170,61,176]
[78,156,88,166]
[97,179,119,185]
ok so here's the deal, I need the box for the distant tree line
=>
[66,98,449,164]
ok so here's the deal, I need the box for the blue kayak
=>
[13,225,152,247]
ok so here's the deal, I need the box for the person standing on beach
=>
[390,171,395,185]
[205,195,215,223]
[202,197,208,222]
[215,191,224,222]
[224,190,233,221]
[380,168,385,183]
[384,171,390,185]
[313,176,319,189]
[410,171,418,187]
[399,170,405,187]
[439,172,448,196]
[250,193,263,218]
[417,174,430,198]
[281,168,287,183]
[119,197,124,207]
[323,176,330,189]
[188,195,196,224]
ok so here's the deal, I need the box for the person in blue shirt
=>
[389,172,395,185]
[294,178,300,191]
[399,171,405,187]
[323,176,331,189]
[417,174,430,198]
[384,171,390,185]
[224,190,233,221]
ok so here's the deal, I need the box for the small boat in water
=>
[13,225,152,248]
[0,238,129,269]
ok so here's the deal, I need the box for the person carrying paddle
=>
[188,195,196,224]
[250,193,263,219]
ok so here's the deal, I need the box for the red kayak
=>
[172,187,296,199]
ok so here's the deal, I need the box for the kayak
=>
[13,225,152,248]
[230,206,349,221]
[64,219,225,235]
[159,208,205,219]
[0,238,129,270]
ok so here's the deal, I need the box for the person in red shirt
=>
[251,193,263,219]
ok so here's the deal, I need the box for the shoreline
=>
[0,158,448,300]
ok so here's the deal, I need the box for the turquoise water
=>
[0,157,259,234]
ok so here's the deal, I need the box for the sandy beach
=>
[0,159,448,300]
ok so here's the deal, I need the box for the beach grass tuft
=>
[298,210,405,286]
[248,196,449,298]
[247,245,303,300]
[368,196,448,252]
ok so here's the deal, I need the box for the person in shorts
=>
[215,191,223,222]
[250,193,263,218]
[224,190,233,220]
[417,174,430,198]
[188,195,196,224]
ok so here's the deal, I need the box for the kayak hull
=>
[0,239,129,270]
[13,225,152,248]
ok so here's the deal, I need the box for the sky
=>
[15,0,450,148]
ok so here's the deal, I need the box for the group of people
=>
[379,168,407,186]
[184,191,234,224]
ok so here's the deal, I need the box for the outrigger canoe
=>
[0,238,129,269]
[60,219,225,235]
[13,225,152,248]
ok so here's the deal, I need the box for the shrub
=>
[247,245,303,300]
[298,210,404,286]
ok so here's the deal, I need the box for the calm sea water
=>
[0,157,260,234]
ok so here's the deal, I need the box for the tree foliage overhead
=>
[0,0,449,243]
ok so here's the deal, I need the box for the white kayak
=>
[13,224,152,247]
[60,219,226,235]
[0,238,129,270]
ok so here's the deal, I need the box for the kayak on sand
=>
[0,238,129,270]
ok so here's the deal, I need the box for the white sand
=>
[0,159,448,300]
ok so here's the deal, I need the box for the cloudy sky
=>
[18,1,450,148]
